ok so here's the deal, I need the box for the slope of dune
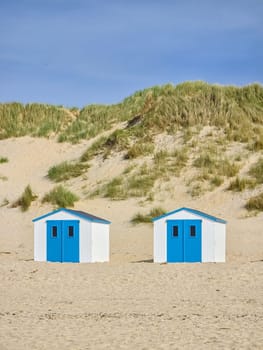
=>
[1,82,263,349]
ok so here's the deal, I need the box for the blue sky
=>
[0,0,262,107]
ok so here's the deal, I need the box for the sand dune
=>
[0,136,263,349]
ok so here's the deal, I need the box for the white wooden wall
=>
[79,220,92,262]
[34,220,46,261]
[91,222,110,262]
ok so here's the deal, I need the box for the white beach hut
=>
[152,207,226,263]
[33,208,111,263]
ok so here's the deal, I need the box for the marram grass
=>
[1,82,263,147]
[42,185,79,208]
[12,185,37,211]
[131,207,166,224]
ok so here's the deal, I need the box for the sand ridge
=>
[0,136,263,349]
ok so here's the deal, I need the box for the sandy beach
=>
[0,137,263,349]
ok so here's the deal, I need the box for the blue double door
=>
[47,220,79,262]
[167,220,202,262]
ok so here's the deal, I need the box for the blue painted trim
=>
[32,208,62,222]
[167,219,202,262]
[152,207,226,224]
[33,208,111,224]
[46,219,80,263]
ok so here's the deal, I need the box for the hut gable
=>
[33,208,110,263]
[153,207,226,263]
[33,208,111,224]
[152,207,226,224]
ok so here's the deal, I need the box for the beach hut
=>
[33,208,111,263]
[152,207,226,263]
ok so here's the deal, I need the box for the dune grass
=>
[131,207,166,224]
[80,136,109,162]
[1,83,263,146]
[0,175,8,181]
[12,185,37,211]
[248,158,263,184]
[91,145,189,200]
[227,177,256,192]
[42,185,79,208]
[103,177,126,200]
[125,141,154,159]
[210,175,224,188]
[245,192,263,211]
[48,161,89,182]
[0,103,71,139]
[0,157,8,163]
[193,150,239,178]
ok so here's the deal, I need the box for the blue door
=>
[47,220,62,262]
[47,220,79,262]
[167,220,184,262]
[167,220,202,262]
[62,220,79,262]
[184,220,201,262]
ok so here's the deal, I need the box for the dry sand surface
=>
[1,137,263,349]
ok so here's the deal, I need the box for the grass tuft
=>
[12,185,37,211]
[193,151,239,178]
[249,158,263,184]
[103,177,126,200]
[227,177,256,192]
[1,83,263,147]
[245,192,263,211]
[48,161,89,182]
[131,207,166,224]
[210,175,224,187]
[0,157,8,163]
[125,142,154,159]
[42,185,79,207]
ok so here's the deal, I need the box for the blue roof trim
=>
[32,208,111,224]
[152,207,227,224]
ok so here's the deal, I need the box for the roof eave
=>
[152,207,227,224]
[32,208,111,224]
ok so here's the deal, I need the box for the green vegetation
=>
[131,207,166,224]
[245,192,263,211]
[193,150,239,178]
[248,130,263,151]
[0,103,72,139]
[12,185,37,211]
[90,146,189,200]
[78,82,263,164]
[189,143,239,196]
[2,82,263,202]
[1,82,263,148]
[102,177,126,200]
[189,183,204,197]
[0,157,8,163]
[227,177,256,192]
[125,142,154,159]
[58,104,123,143]
[89,163,156,200]
[80,136,108,162]
[153,147,189,176]
[100,165,157,200]
[42,185,79,207]
[80,129,132,162]
[48,161,89,182]
[210,175,224,188]
[0,175,8,181]
[249,158,263,184]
